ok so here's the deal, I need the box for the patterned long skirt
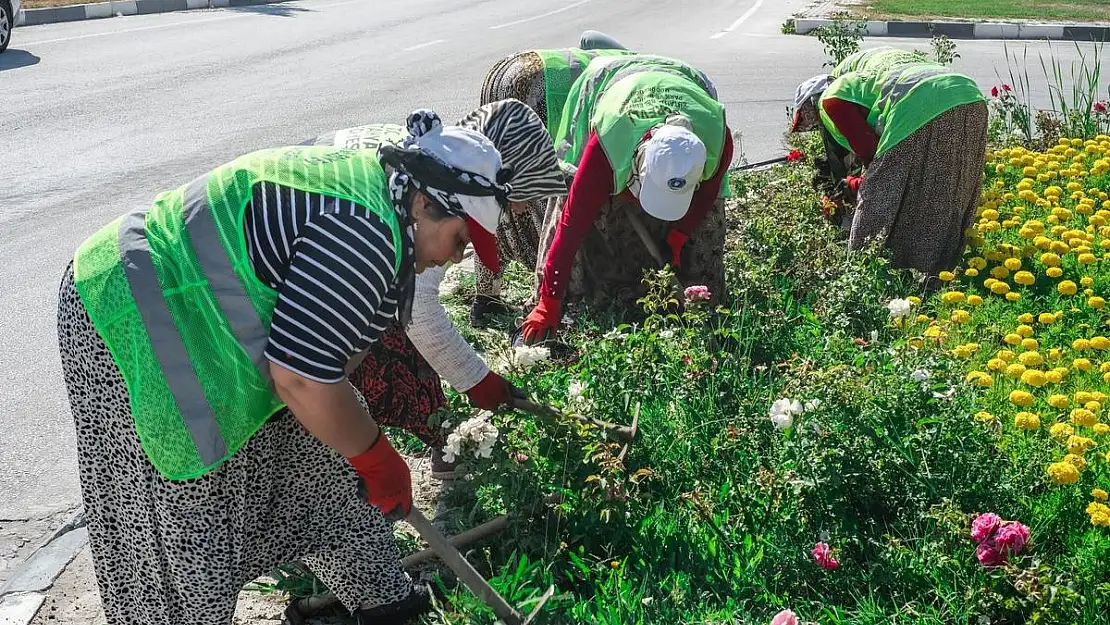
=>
[851,101,989,276]
[348,322,447,449]
[536,194,728,311]
[475,51,550,298]
[56,264,414,624]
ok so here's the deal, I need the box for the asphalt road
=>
[0,0,1102,531]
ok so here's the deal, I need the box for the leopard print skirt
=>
[56,263,413,624]
[475,51,549,298]
[851,101,989,276]
[535,195,728,311]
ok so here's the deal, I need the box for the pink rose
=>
[1095,101,1108,113]
[976,540,1006,567]
[991,86,999,98]
[970,513,1001,543]
[995,521,1030,555]
[684,285,712,303]
[770,609,799,625]
[811,542,839,571]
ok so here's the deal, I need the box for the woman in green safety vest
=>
[56,109,512,625]
[471,31,637,325]
[791,46,989,276]
[519,52,733,345]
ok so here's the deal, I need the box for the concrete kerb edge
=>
[0,507,87,603]
[17,0,292,27]
[793,18,1103,41]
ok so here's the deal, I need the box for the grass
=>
[24,0,110,8]
[863,0,1110,22]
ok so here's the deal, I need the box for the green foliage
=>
[812,13,867,68]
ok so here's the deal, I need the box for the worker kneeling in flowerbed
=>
[791,46,989,276]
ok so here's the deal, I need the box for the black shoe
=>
[356,585,432,625]
[470,295,512,327]
[430,447,461,481]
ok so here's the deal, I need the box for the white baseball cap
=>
[633,124,707,222]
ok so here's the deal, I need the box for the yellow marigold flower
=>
[951,310,971,324]
[991,267,1011,280]
[1074,358,1093,371]
[1077,391,1094,404]
[1013,271,1035,286]
[1094,489,1110,501]
[1079,253,1098,264]
[1086,400,1103,413]
[1049,394,1071,409]
[1016,324,1035,337]
[968,294,983,306]
[1051,241,1072,255]
[1006,291,1022,301]
[965,268,980,277]
[1081,276,1095,287]
[1068,435,1097,455]
[1046,370,1064,383]
[1089,507,1110,527]
[984,278,999,289]
[986,358,1006,371]
[1066,453,1088,472]
[952,345,972,358]
[967,371,993,387]
[974,411,995,422]
[916,314,931,323]
[907,296,922,305]
[1104,371,1110,384]
[1092,336,1110,350]
[1034,235,1053,249]
[1015,412,1041,430]
[1051,422,1075,439]
[1048,348,1064,360]
[1017,313,1035,323]
[1020,351,1044,367]
[998,350,1017,361]
[924,326,943,338]
[1059,280,1079,295]
[1095,423,1110,435]
[969,257,987,270]
[1041,252,1062,267]
[942,291,965,304]
[1006,363,1028,378]
[1004,333,1023,346]
[1010,390,1035,407]
[1004,257,1023,271]
[1022,370,1048,387]
[1072,408,1098,427]
[1048,461,1081,484]
[1047,267,1065,278]
[1074,338,1091,351]
[1021,338,1039,351]
[1038,312,1057,325]
[938,271,955,281]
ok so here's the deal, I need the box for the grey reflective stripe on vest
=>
[557,61,717,160]
[874,66,949,134]
[118,208,228,465]
[181,175,273,384]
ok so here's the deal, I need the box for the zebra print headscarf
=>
[456,99,567,202]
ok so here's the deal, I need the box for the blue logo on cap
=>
[667,177,687,190]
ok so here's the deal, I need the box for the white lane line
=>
[710,0,765,39]
[20,0,361,46]
[489,0,593,30]
[403,38,446,52]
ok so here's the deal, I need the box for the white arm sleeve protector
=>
[405,264,491,392]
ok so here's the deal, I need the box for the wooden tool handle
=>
[406,509,522,625]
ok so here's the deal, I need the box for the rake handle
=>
[510,397,635,444]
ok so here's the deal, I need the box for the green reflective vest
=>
[73,146,401,480]
[536,48,636,138]
[819,52,985,158]
[555,54,726,196]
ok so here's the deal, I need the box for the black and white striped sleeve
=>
[264,207,399,383]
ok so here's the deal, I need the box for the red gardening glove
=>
[665,229,689,268]
[522,293,562,345]
[348,432,412,521]
[466,371,515,410]
[845,175,864,193]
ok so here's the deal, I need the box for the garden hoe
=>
[509,395,637,446]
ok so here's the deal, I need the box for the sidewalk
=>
[792,0,1110,40]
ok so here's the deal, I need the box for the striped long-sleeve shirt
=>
[242,181,405,383]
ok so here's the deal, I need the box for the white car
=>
[1,0,23,54]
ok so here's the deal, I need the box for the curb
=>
[16,0,292,27]
[794,18,1110,41]
[0,508,88,625]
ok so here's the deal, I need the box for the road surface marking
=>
[488,0,593,30]
[710,0,765,39]
[403,38,446,52]
[20,0,361,46]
